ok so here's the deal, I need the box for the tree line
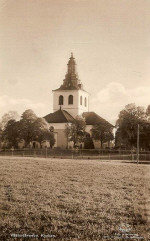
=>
[1,103,150,150]
[0,109,55,149]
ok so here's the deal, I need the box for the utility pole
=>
[137,124,139,164]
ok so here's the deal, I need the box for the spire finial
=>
[71,52,73,58]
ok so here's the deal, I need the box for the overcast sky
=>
[0,0,150,124]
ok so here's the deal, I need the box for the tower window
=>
[84,97,87,107]
[80,96,82,105]
[68,95,73,105]
[59,95,64,105]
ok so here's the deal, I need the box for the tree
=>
[65,116,86,148]
[2,119,20,148]
[33,118,55,148]
[0,126,2,148]
[0,111,20,148]
[115,103,150,149]
[84,133,94,149]
[0,111,20,130]
[0,109,55,149]
[146,105,150,121]
[91,123,114,148]
[18,110,55,148]
[18,109,38,146]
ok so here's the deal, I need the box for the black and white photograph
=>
[0,0,150,240]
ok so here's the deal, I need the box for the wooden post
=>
[137,124,139,164]
[11,147,14,157]
[45,147,47,158]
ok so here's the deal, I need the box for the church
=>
[44,53,113,149]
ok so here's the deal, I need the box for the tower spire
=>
[67,52,77,75]
[57,53,83,90]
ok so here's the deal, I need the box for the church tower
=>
[53,53,89,118]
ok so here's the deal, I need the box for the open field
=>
[0,157,150,240]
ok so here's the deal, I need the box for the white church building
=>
[44,53,113,149]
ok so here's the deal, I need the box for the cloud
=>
[0,95,48,118]
[91,82,150,124]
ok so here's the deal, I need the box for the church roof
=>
[44,110,113,127]
[44,109,75,123]
[82,112,114,127]
[53,85,82,91]
[53,86,88,92]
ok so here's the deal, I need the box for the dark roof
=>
[82,112,114,127]
[53,86,88,92]
[53,85,80,91]
[44,109,75,123]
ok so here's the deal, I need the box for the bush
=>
[84,136,94,149]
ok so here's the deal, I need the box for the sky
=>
[0,0,150,124]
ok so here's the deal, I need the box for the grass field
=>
[0,157,150,240]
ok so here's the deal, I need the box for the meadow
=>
[0,156,150,240]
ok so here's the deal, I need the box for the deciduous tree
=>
[65,116,86,148]
[84,133,94,149]
[2,119,19,148]
[34,118,55,148]
[19,109,37,146]
[0,111,20,130]
[91,123,114,148]
[19,110,55,148]
[115,103,150,149]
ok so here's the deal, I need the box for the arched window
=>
[80,96,82,105]
[59,95,63,105]
[84,97,87,107]
[68,95,73,105]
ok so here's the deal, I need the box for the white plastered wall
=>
[48,123,68,148]
[53,89,89,118]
